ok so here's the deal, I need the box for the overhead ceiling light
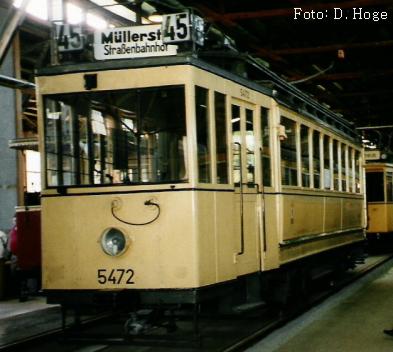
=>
[67,3,83,24]
[148,12,163,23]
[14,0,48,21]
[87,12,108,29]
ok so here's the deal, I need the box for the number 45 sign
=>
[55,24,84,52]
[162,12,204,46]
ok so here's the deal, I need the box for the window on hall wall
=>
[25,150,41,193]
[313,130,321,189]
[14,0,48,21]
[13,0,135,28]
[195,86,211,183]
[280,117,298,186]
[214,92,228,184]
[261,107,271,187]
[300,125,310,187]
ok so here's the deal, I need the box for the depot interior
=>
[0,0,392,231]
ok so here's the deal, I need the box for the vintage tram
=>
[37,14,366,319]
[365,157,393,246]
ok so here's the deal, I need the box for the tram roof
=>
[37,53,359,143]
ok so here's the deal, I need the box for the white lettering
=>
[334,8,343,19]
[293,7,325,20]
[353,7,362,19]
[294,7,302,20]
[352,8,388,21]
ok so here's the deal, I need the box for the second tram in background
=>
[365,150,393,248]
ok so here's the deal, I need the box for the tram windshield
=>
[44,85,187,187]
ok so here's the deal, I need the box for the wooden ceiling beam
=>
[195,4,287,63]
[195,4,237,27]
[340,89,393,97]
[222,0,393,21]
[273,40,393,55]
[291,68,393,81]
[333,103,393,113]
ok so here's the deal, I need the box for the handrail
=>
[234,142,245,256]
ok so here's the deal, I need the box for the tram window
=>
[44,85,187,187]
[280,117,298,186]
[215,92,228,184]
[355,150,361,193]
[333,140,339,190]
[348,147,353,192]
[45,100,62,186]
[386,172,393,201]
[366,172,384,202]
[300,125,310,187]
[60,105,75,185]
[341,144,347,192]
[195,86,211,183]
[313,131,321,189]
[246,109,255,184]
[232,105,241,184]
[261,107,271,187]
[78,115,90,184]
[323,135,331,189]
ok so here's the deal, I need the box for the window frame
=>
[43,85,188,188]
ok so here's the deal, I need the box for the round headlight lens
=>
[101,228,128,256]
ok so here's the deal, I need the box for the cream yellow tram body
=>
[365,162,393,242]
[37,54,366,308]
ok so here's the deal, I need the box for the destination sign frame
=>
[94,24,178,60]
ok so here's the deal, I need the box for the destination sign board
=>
[365,150,381,160]
[94,25,178,60]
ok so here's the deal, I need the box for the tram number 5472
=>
[97,269,135,285]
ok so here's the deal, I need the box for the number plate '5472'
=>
[97,269,135,285]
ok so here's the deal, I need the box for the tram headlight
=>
[100,228,128,256]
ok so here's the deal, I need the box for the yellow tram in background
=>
[365,158,393,245]
[36,13,366,318]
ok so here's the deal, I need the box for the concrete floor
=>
[248,258,393,352]
[0,297,60,347]
[2,258,393,351]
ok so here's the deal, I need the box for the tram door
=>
[231,100,261,276]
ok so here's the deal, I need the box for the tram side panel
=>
[281,194,325,240]
[41,191,200,290]
[367,204,388,233]
[193,190,237,286]
[279,194,364,264]
[324,197,342,233]
[42,189,259,292]
[342,197,364,230]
